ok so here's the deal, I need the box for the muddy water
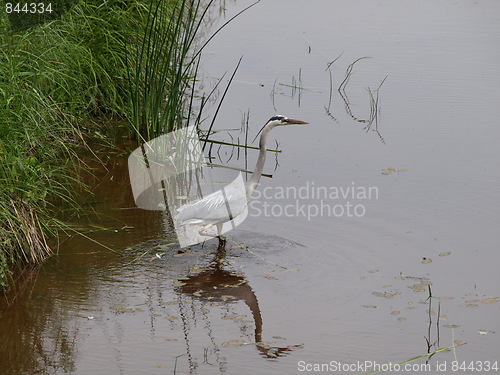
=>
[2,1,500,374]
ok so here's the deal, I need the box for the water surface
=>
[1,1,500,374]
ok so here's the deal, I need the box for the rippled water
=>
[1,1,500,374]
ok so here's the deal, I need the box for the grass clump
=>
[0,0,165,291]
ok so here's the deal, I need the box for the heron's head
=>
[266,114,309,127]
[253,115,309,143]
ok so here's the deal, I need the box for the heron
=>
[175,115,309,255]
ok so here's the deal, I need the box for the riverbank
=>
[0,0,169,291]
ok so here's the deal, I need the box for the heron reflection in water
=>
[175,115,309,252]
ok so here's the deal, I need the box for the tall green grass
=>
[0,0,159,291]
[128,0,260,141]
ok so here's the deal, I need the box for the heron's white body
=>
[175,178,248,226]
[174,115,308,238]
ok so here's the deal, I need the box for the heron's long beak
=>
[286,118,309,125]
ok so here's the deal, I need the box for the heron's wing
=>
[175,185,247,224]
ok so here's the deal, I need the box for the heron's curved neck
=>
[247,124,273,197]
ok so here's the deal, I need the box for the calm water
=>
[2,1,500,374]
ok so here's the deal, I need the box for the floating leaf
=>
[372,291,395,298]
[396,275,428,281]
[461,304,478,308]
[362,305,377,308]
[408,283,429,293]
[222,314,247,320]
[478,330,495,335]
[444,324,460,328]
[262,274,279,280]
[222,340,246,347]
[172,281,186,287]
[391,311,400,316]
[109,304,135,313]
[191,266,207,271]
[272,336,287,340]
[439,251,451,257]
[422,257,432,264]
[454,340,466,346]
[382,167,408,175]
[173,253,199,257]
[397,317,407,322]
[165,315,177,321]
[481,297,500,304]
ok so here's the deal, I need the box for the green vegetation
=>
[0,0,257,291]
[0,0,167,291]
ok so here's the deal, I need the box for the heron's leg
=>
[215,222,226,262]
